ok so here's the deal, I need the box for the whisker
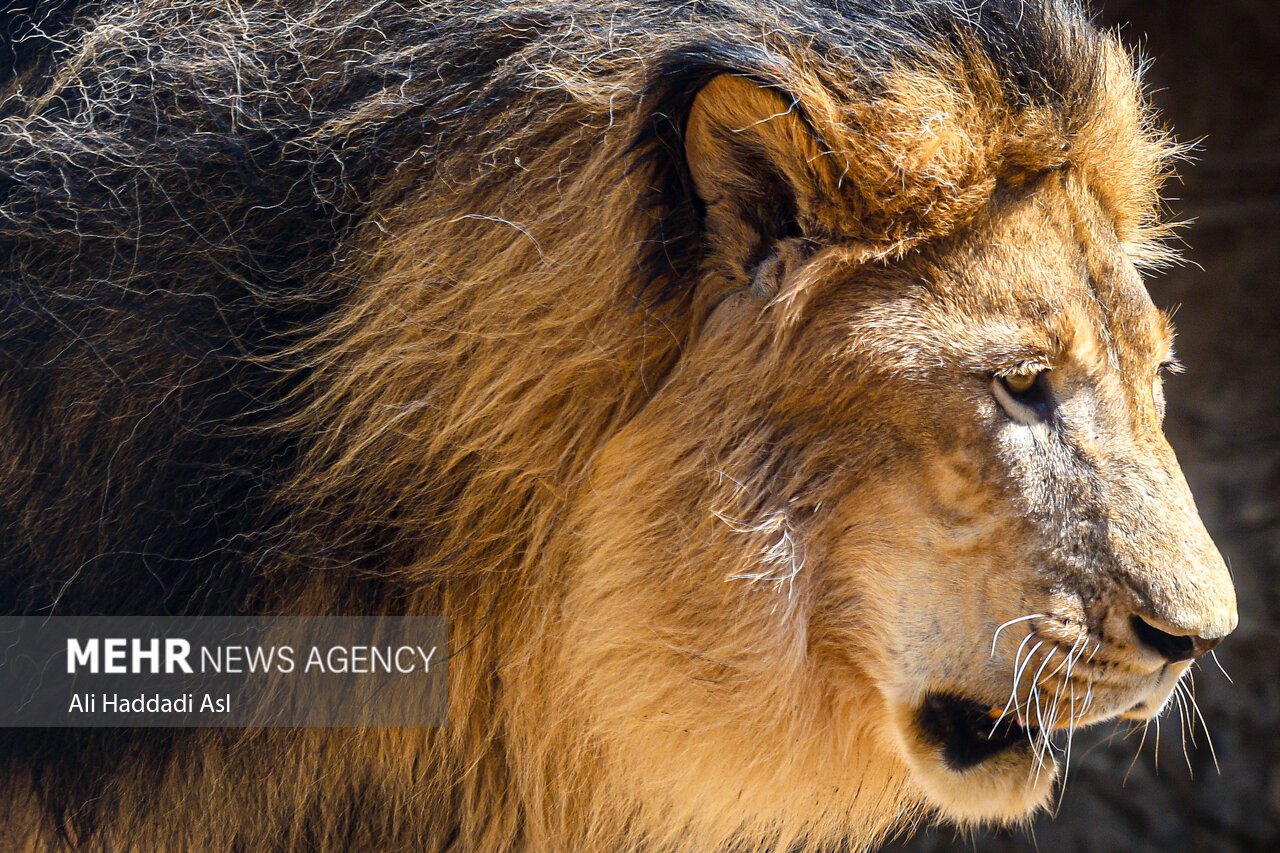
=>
[1209,649,1234,684]
[1185,673,1221,774]
[1172,682,1193,777]
[1121,718,1147,741]
[1069,641,1092,723]
[1043,636,1083,681]
[991,644,1030,734]
[995,634,1041,735]
[1124,720,1150,785]
[1082,718,1125,765]
[1031,644,1076,785]
[1055,679,1079,814]
[1015,641,1045,726]
[1028,647,1061,774]
[1081,674,1095,718]
[1178,680,1200,748]
[1059,635,1090,722]
[1153,714,1162,774]
[1030,647,1060,714]
[991,613,1046,656]
[1039,680,1065,777]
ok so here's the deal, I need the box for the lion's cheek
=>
[813,478,1065,818]
[524,428,929,839]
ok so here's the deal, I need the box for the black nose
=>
[1130,615,1224,663]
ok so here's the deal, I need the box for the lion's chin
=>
[892,693,1058,824]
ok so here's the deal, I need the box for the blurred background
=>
[887,1,1280,851]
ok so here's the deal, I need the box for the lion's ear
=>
[685,75,844,285]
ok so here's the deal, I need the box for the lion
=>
[0,0,1237,850]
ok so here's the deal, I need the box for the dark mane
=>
[0,0,1122,611]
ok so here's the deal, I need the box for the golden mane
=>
[0,1,1193,850]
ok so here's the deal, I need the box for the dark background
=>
[888,1,1280,851]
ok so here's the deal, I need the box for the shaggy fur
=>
[0,1,1236,851]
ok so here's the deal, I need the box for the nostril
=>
[1129,615,1223,663]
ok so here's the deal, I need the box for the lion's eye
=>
[1153,358,1180,421]
[1001,371,1038,395]
[992,369,1051,422]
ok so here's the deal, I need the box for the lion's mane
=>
[0,1,1173,850]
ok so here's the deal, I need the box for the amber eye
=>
[1000,371,1038,395]
[992,368,1051,422]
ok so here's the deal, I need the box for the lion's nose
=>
[1129,614,1226,663]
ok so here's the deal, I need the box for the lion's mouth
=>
[915,692,1040,770]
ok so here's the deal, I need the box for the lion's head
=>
[488,30,1238,849]
[280,3,1238,849]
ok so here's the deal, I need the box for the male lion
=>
[0,0,1237,850]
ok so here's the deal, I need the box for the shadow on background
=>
[884,1,1280,851]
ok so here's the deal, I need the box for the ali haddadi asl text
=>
[68,692,230,714]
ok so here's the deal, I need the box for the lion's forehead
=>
[818,176,1172,386]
